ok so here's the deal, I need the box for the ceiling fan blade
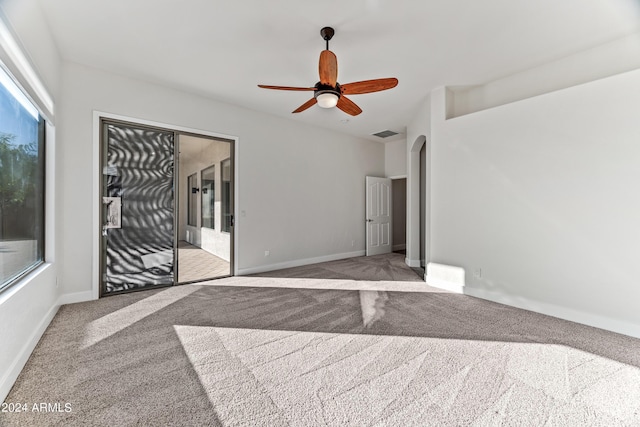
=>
[319,50,338,87]
[292,98,318,113]
[258,85,316,91]
[341,78,398,95]
[336,96,362,116]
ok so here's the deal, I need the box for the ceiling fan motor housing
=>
[314,82,341,108]
[314,82,341,97]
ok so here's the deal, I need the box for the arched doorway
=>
[407,135,429,275]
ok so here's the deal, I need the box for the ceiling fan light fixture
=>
[316,91,339,108]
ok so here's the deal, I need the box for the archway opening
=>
[407,135,429,275]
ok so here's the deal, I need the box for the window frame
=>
[221,157,231,233]
[0,65,46,294]
[200,164,215,230]
[187,173,198,227]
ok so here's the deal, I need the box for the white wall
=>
[0,266,58,401]
[450,33,640,118]
[0,0,61,103]
[430,68,640,337]
[0,0,62,402]
[384,139,406,177]
[58,61,384,295]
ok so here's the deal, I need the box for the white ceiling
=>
[36,0,640,143]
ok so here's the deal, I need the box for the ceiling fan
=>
[258,27,398,116]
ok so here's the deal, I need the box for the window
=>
[221,158,231,232]
[187,173,197,226]
[201,165,215,229]
[0,66,45,291]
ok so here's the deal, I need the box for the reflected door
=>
[101,121,175,295]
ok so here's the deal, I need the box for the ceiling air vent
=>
[372,130,399,139]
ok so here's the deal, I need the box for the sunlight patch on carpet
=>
[173,325,640,426]
[82,286,199,348]
[203,276,447,293]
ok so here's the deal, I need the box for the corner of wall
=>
[425,262,465,294]
[0,265,60,402]
[445,32,640,119]
[464,287,640,339]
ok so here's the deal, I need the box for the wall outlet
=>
[351,240,355,247]
[264,250,270,257]
[474,268,482,279]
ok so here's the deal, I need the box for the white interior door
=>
[366,176,392,256]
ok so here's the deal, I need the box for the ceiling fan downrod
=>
[320,27,334,50]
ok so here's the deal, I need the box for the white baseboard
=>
[392,244,406,251]
[405,258,422,268]
[465,287,640,339]
[425,262,466,294]
[58,290,95,306]
[238,250,366,275]
[425,276,465,294]
[0,300,59,402]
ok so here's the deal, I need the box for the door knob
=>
[366,219,373,222]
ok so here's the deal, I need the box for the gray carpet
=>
[2,254,640,426]
[251,253,424,282]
